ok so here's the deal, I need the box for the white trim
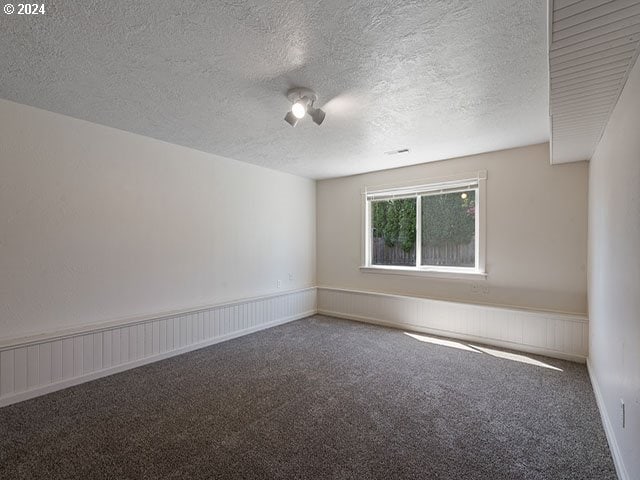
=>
[0,312,312,408]
[0,287,316,350]
[477,173,487,273]
[318,286,588,320]
[320,309,586,363]
[363,170,486,196]
[366,185,476,201]
[317,287,588,363]
[415,194,422,266]
[547,0,554,165]
[362,193,370,268]
[587,359,630,480]
[0,288,317,407]
[362,170,487,274]
[359,266,487,280]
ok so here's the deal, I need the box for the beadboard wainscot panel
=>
[0,287,317,407]
[317,287,588,362]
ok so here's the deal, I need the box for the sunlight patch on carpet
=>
[404,332,563,371]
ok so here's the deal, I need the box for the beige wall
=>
[317,143,588,314]
[588,59,640,479]
[0,99,316,340]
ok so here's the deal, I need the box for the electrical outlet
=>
[471,284,480,294]
[277,280,282,288]
[481,285,490,295]
[621,399,625,428]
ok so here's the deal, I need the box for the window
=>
[362,172,486,278]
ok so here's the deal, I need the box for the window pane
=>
[421,190,475,267]
[371,198,416,266]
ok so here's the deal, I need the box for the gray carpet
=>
[0,315,616,479]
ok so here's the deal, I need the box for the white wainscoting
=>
[0,287,316,407]
[317,287,588,362]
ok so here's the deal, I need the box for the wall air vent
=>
[385,148,410,155]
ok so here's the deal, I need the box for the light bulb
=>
[291,100,307,119]
[461,193,468,199]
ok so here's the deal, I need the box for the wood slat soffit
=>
[549,0,640,163]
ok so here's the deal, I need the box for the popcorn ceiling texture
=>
[0,1,548,179]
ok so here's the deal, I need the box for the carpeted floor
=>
[0,315,616,479]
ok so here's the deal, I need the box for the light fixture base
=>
[286,87,318,105]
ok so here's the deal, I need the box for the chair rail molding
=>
[0,287,317,407]
[1,285,590,408]
[317,287,588,362]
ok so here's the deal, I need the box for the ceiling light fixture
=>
[284,87,326,127]
[308,106,326,125]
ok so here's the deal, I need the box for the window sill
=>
[359,265,487,280]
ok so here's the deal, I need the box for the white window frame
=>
[360,171,487,280]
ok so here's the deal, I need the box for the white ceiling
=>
[0,1,549,179]
[549,0,640,164]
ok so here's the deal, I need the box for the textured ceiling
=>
[549,0,640,164]
[0,1,549,179]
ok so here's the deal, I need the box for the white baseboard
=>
[0,288,317,408]
[0,286,590,408]
[587,359,629,480]
[318,287,588,362]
